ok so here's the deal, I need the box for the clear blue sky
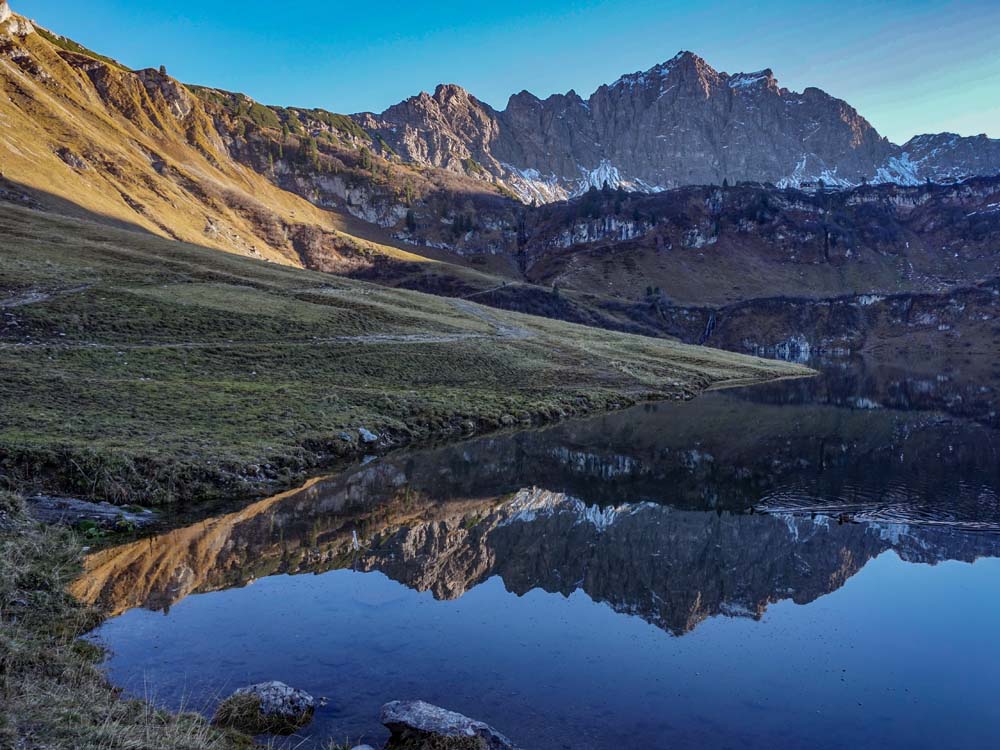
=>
[16,0,999,143]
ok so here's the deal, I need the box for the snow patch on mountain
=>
[774,154,854,190]
[567,161,667,198]
[875,153,922,185]
[501,164,570,204]
[580,160,623,191]
[499,487,656,532]
[728,70,771,89]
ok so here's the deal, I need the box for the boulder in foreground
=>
[213,681,315,735]
[381,700,518,750]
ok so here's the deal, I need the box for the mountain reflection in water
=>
[77,360,1000,749]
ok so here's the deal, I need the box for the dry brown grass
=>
[0,493,252,750]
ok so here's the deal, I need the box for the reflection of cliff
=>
[73,481,1000,636]
[734,356,1000,428]
[363,490,1000,634]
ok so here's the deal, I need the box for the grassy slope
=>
[0,204,808,504]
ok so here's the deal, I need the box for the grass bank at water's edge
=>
[0,204,811,506]
[0,492,253,749]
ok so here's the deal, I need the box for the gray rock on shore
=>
[381,700,518,749]
[213,681,315,735]
[26,496,157,530]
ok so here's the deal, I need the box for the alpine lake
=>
[75,356,1000,750]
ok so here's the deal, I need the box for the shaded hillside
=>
[0,203,804,504]
[393,178,1000,305]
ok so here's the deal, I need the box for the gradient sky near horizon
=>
[16,0,1000,143]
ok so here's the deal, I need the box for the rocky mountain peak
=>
[725,68,779,93]
[355,50,1000,203]
[432,82,475,106]
[609,50,719,93]
[0,1,33,34]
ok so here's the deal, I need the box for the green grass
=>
[300,109,373,143]
[34,26,132,71]
[0,203,809,505]
[462,157,487,177]
[186,86,282,130]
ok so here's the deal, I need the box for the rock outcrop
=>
[381,700,519,750]
[26,496,157,530]
[0,2,33,35]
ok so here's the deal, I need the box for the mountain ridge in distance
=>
[355,49,1000,201]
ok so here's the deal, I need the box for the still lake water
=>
[77,359,1000,749]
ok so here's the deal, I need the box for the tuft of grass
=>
[0,493,252,749]
[212,693,314,736]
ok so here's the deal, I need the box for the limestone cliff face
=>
[498,53,894,193]
[354,52,999,202]
[355,84,504,176]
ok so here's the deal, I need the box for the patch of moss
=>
[186,86,281,130]
[301,109,373,142]
[461,158,486,177]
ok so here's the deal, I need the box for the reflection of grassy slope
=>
[0,205,807,504]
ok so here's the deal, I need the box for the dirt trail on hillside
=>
[0,291,51,308]
[0,285,91,309]
[0,298,534,351]
[449,298,534,340]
